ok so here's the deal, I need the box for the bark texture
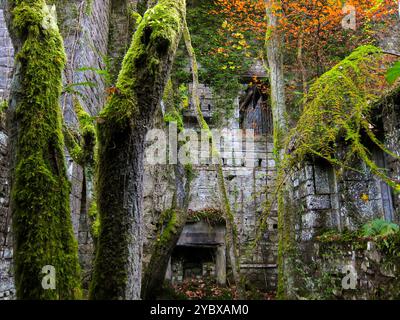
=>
[90,0,186,300]
[265,0,293,299]
[5,0,81,299]
[141,80,192,300]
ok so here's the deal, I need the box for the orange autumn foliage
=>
[212,0,398,72]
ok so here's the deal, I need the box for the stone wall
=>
[143,90,279,291]
[0,9,13,101]
[295,240,400,300]
[283,90,400,299]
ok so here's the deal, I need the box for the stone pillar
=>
[215,244,226,285]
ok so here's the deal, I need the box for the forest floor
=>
[158,278,276,300]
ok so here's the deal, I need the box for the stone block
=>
[305,195,331,210]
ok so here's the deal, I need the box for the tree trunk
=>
[141,80,192,300]
[5,0,81,299]
[183,21,245,299]
[265,0,293,299]
[90,0,186,300]
[297,31,307,95]
[266,1,287,140]
[141,163,191,299]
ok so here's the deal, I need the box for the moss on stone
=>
[187,208,225,225]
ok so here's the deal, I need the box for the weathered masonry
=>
[142,81,279,290]
[1,0,400,300]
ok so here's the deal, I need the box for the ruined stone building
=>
[1,0,400,300]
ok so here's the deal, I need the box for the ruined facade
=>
[142,82,278,290]
[0,0,400,300]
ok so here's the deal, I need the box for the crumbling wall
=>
[291,239,400,300]
[142,111,279,291]
[284,91,400,299]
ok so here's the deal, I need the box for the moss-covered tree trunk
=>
[63,97,97,290]
[183,21,245,299]
[141,80,193,300]
[140,164,190,300]
[5,0,81,299]
[265,0,293,299]
[90,0,186,300]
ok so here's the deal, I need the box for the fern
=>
[361,219,399,237]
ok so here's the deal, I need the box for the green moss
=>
[85,0,93,15]
[264,45,400,298]
[187,208,225,225]
[91,0,185,299]
[63,98,96,167]
[0,99,8,113]
[156,209,179,246]
[9,0,81,299]
[88,200,100,239]
[98,1,183,126]
[283,45,399,188]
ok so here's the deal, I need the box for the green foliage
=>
[317,220,400,245]
[361,219,400,237]
[10,0,81,299]
[173,1,256,125]
[386,61,400,85]
[63,81,97,98]
[187,208,225,225]
[88,200,100,239]
[267,46,400,227]
[265,45,400,298]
